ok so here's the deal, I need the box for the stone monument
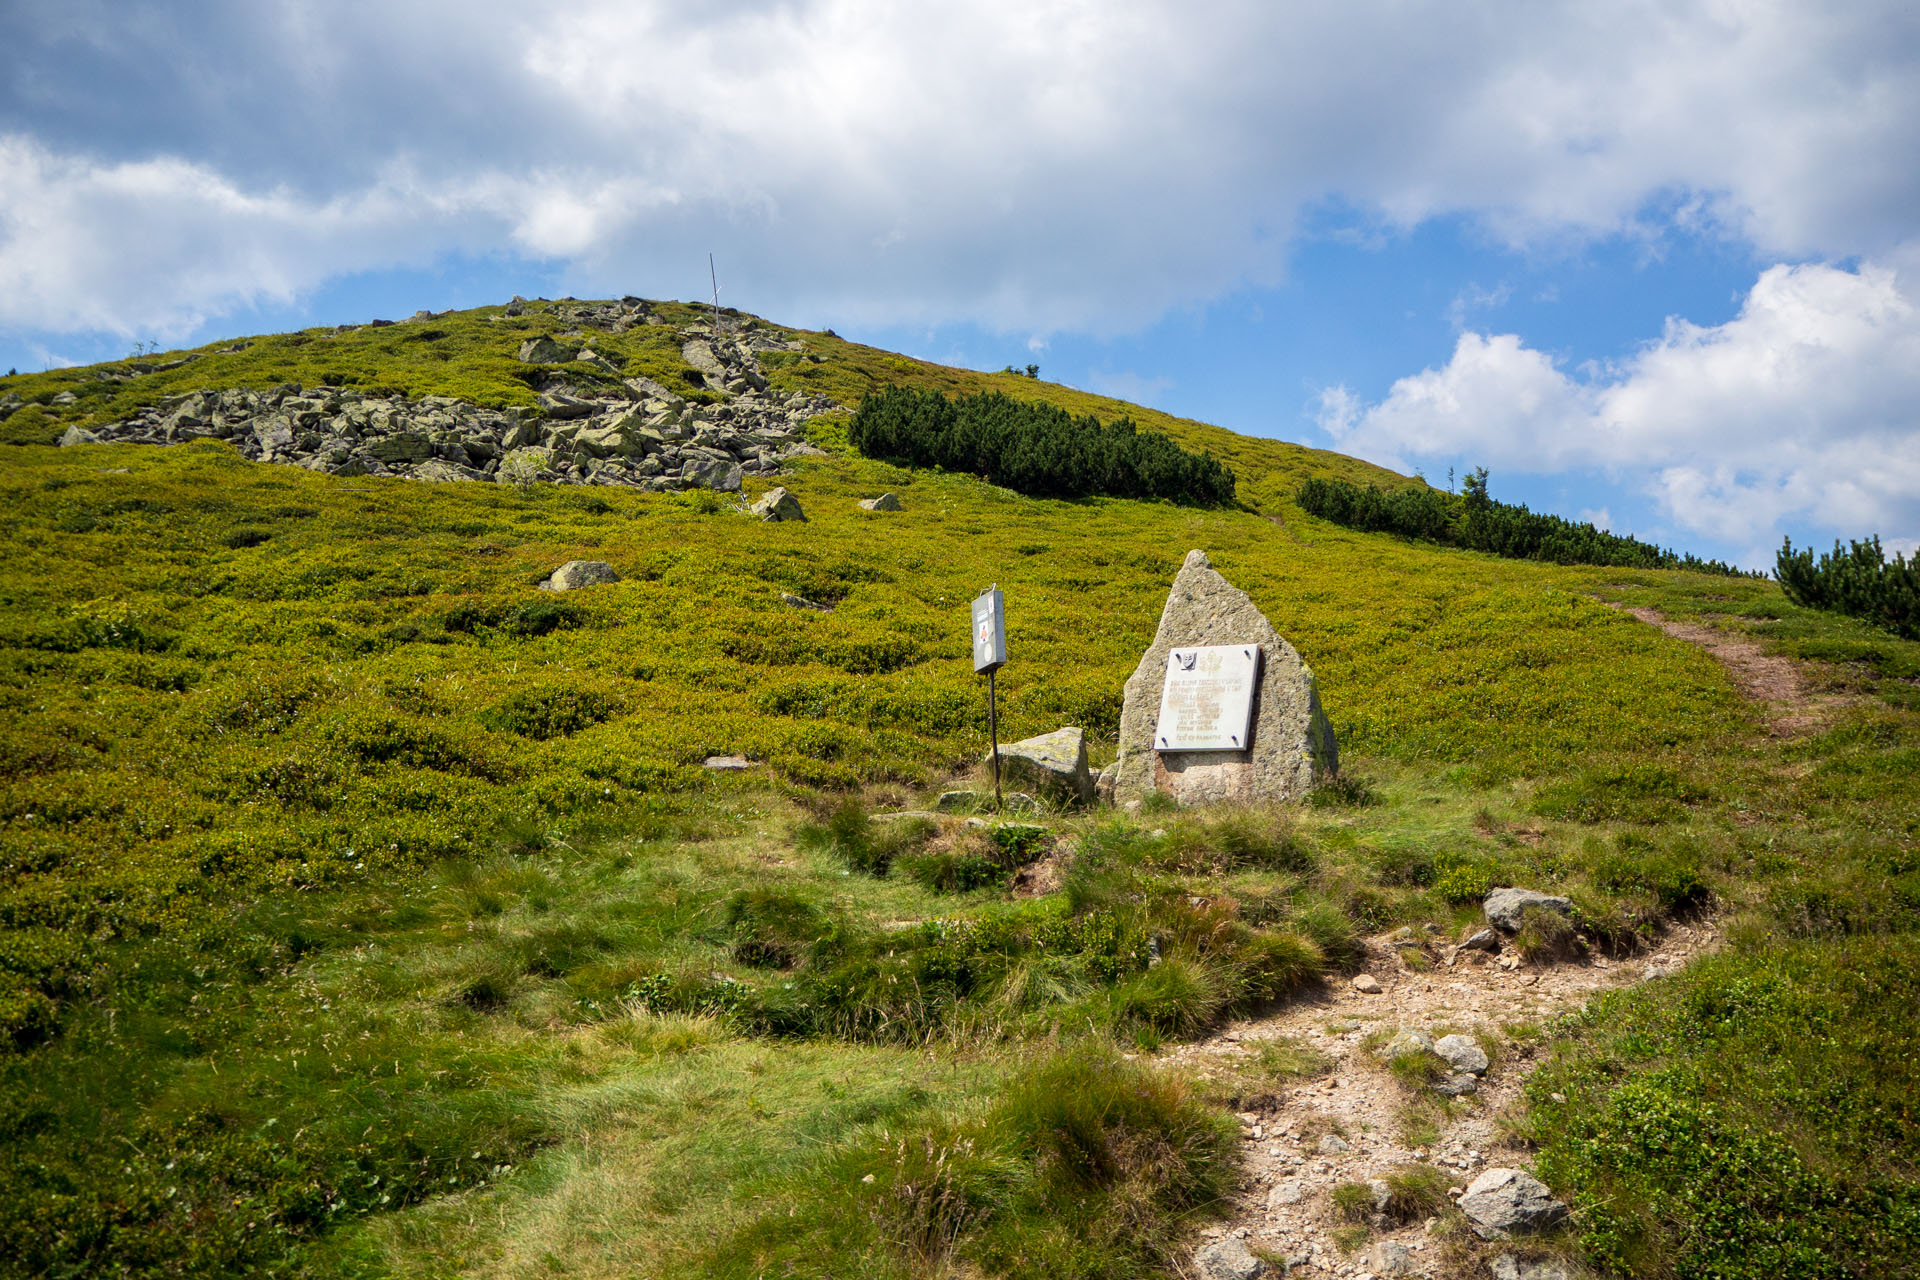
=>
[1113,550,1337,807]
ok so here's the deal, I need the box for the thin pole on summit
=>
[709,254,721,333]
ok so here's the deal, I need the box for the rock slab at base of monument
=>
[990,727,1096,809]
[1113,550,1337,807]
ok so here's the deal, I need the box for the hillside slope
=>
[1,301,1916,1279]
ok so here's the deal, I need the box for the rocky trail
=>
[1167,914,1720,1279]
[1615,605,1852,737]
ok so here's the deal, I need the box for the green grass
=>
[1,296,1917,1277]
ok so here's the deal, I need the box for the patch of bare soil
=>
[1165,924,1717,1278]
[1616,606,1852,736]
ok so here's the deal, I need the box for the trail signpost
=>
[972,586,1007,809]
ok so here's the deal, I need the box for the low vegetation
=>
[1298,468,1753,575]
[0,298,1916,1277]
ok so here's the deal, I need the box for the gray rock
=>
[1266,1178,1306,1208]
[538,390,596,420]
[1351,974,1382,994]
[781,592,829,611]
[0,392,23,420]
[1434,1073,1480,1097]
[750,486,806,521]
[1435,1033,1489,1075]
[517,336,572,364]
[1317,1134,1350,1155]
[1113,550,1337,808]
[1492,1253,1571,1280]
[1484,889,1573,933]
[408,458,480,483]
[684,457,743,492]
[1383,1029,1436,1060]
[702,755,752,771]
[1095,761,1118,805]
[1367,1240,1415,1275]
[543,560,620,591]
[1193,1236,1265,1280]
[995,726,1096,808]
[681,338,730,386]
[859,493,903,511]
[497,446,556,485]
[366,432,431,464]
[1458,1168,1569,1240]
[58,425,99,446]
[935,791,984,813]
[1462,928,1503,952]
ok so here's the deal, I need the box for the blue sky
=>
[4,1,1917,569]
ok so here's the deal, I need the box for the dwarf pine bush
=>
[1775,535,1920,639]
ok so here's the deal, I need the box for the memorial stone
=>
[1113,550,1337,807]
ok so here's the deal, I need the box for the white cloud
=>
[1321,260,1920,548]
[1085,369,1174,406]
[1,1,1916,339]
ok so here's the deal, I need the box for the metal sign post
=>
[971,586,1007,810]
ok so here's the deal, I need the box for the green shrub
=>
[1776,535,1919,639]
[849,386,1236,506]
[722,888,830,969]
[481,686,623,740]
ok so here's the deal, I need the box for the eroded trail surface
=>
[1618,606,1850,736]
[1166,922,1719,1278]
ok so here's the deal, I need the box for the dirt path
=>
[1166,923,1718,1277]
[1615,606,1850,736]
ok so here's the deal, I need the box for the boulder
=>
[1458,1168,1570,1240]
[1095,761,1118,805]
[751,486,806,521]
[1435,1073,1480,1096]
[994,727,1096,808]
[1461,928,1503,952]
[1383,1029,1435,1061]
[408,458,480,483]
[681,338,730,386]
[1113,550,1337,807]
[542,560,621,591]
[58,425,99,447]
[1492,1254,1571,1280]
[1435,1033,1489,1075]
[518,335,572,364]
[1351,974,1382,994]
[684,457,743,492]
[781,592,830,611]
[497,446,556,485]
[1192,1236,1265,1280]
[859,493,903,511]
[1484,889,1573,933]
[367,432,431,464]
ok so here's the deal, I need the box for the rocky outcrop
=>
[1459,1168,1570,1240]
[859,493,902,511]
[1484,888,1573,933]
[65,371,836,493]
[1113,550,1337,807]
[995,727,1096,808]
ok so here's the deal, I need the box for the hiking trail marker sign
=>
[1154,644,1260,751]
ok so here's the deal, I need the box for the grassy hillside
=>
[0,301,1916,1278]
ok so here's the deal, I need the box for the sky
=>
[3,0,1917,570]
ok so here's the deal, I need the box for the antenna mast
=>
[709,253,721,334]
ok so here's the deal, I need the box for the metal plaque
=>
[1154,644,1260,751]
[972,587,1006,674]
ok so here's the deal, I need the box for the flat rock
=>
[1435,1072,1480,1097]
[543,560,620,591]
[995,726,1096,808]
[935,791,984,813]
[1193,1236,1265,1280]
[702,755,752,771]
[1459,1168,1570,1240]
[1435,1033,1490,1075]
[1351,974,1382,994]
[1492,1253,1571,1280]
[859,493,902,511]
[1367,1240,1416,1275]
[1113,550,1337,807]
[1265,1179,1306,1208]
[1462,928,1503,952]
[751,486,806,521]
[780,592,830,611]
[1484,888,1573,933]
[59,426,100,447]
[1317,1134,1350,1155]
